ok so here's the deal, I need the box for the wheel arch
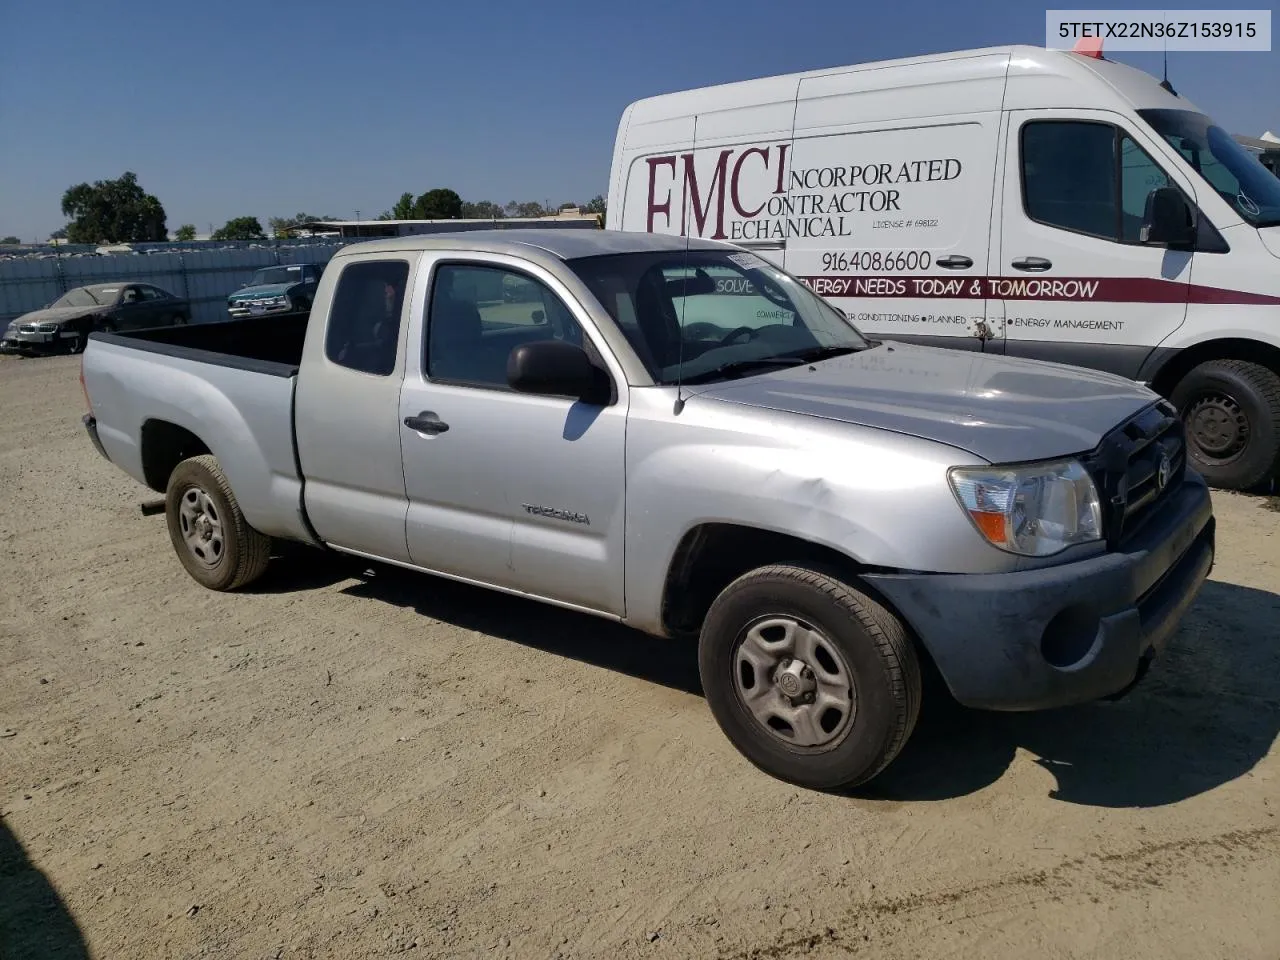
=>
[1146,337,1280,397]
[140,419,211,492]
[659,522,900,639]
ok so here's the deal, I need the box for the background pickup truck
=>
[80,230,1215,791]
[226,262,322,319]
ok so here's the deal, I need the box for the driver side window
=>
[427,263,585,389]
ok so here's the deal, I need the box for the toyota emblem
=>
[1156,453,1171,491]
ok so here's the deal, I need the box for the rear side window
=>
[324,259,409,376]
[1021,120,1177,243]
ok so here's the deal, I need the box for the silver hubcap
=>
[178,486,225,568]
[733,617,856,749]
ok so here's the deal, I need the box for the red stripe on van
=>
[797,275,1280,305]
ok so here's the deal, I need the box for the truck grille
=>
[1081,400,1186,549]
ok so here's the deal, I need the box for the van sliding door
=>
[784,56,1008,352]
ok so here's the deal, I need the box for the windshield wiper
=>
[785,344,866,363]
[677,345,867,386]
[678,356,809,385]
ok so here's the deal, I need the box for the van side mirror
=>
[1140,186,1196,247]
[507,340,610,404]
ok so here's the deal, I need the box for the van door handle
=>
[1011,256,1052,272]
[936,255,973,269]
[404,412,449,435]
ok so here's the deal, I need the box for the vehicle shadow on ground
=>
[251,546,704,695]
[252,553,1278,808]
[0,818,90,959]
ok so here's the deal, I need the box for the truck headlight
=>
[948,459,1102,557]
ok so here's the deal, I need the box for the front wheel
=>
[1171,359,1280,490]
[698,564,921,791]
[164,454,271,590]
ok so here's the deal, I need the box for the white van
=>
[606,44,1280,490]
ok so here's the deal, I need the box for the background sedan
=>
[1,281,190,356]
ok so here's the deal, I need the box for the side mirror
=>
[507,340,610,404]
[1141,186,1196,247]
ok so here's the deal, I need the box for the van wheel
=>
[698,564,921,791]
[164,454,271,590]
[1171,359,1280,490]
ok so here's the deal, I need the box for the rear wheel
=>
[1171,359,1280,490]
[164,454,271,590]
[698,564,921,791]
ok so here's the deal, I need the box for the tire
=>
[68,330,87,354]
[698,564,922,791]
[164,454,271,590]
[1170,359,1280,490]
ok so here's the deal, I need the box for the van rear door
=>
[783,56,1006,353]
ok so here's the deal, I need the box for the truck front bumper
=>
[863,472,1214,711]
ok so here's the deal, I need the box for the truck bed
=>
[81,312,316,545]
[95,312,310,376]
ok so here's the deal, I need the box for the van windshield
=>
[1138,109,1280,228]
[566,249,871,385]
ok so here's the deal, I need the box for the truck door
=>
[397,255,628,615]
[995,109,1194,377]
[293,254,414,562]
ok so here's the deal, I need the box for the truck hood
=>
[9,305,105,327]
[230,282,295,300]
[691,342,1157,464]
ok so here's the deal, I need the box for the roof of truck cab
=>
[329,229,730,261]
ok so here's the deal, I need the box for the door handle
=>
[936,255,973,269]
[1011,256,1052,272]
[403,411,449,435]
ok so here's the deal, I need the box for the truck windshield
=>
[248,266,303,286]
[1138,109,1280,228]
[566,249,871,385]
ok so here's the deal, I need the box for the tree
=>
[414,188,463,220]
[583,195,606,216]
[60,171,167,244]
[0,236,20,245]
[49,228,67,241]
[460,200,506,220]
[391,192,416,220]
[174,224,197,241]
[506,200,548,218]
[210,216,266,241]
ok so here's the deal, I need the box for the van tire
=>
[164,454,271,591]
[1171,359,1280,490]
[698,564,921,791]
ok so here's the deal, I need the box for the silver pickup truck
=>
[80,230,1215,790]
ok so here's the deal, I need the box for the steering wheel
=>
[719,325,759,346]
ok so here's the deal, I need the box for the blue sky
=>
[1,0,1276,240]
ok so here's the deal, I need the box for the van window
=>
[324,259,409,376]
[1138,108,1280,228]
[1021,121,1179,244]
[1021,121,1118,239]
[1120,135,1172,242]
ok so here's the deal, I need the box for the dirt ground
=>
[1,352,1278,960]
